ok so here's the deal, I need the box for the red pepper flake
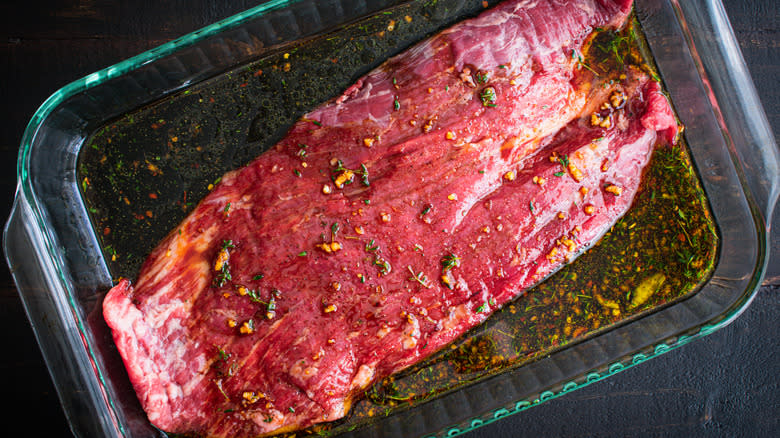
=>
[253,69,263,77]
[147,162,161,175]
[605,184,623,196]
[584,204,596,215]
[422,116,437,133]
[149,193,158,199]
[316,242,342,253]
[239,320,255,334]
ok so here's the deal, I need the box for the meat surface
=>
[103,0,677,436]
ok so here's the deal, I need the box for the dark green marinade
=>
[77,1,718,436]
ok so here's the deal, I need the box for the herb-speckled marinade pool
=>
[78,0,718,436]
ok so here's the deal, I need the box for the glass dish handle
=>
[681,0,779,228]
[3,190,120,438]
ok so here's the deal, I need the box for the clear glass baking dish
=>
[4,0,777,437]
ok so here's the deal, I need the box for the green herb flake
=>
[480,87,497,107]
[407,266,431,288]
[244,288,264,304]
[266,296,277,313]
[213,240,236,287]
[360,163,370,187]
[333,160,370,187]
[571,48,600,75]
[216,346,230,362]
[373,256,391,275]
[214,267,232,288]
[441,253,461,272]
[366,239,379,252]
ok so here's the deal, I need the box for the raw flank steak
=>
[103,0,677,436]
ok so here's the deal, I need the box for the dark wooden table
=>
[1,1,776,436]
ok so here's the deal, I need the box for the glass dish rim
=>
[7,0,778,436]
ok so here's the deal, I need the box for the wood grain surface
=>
[0,1,776,437]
